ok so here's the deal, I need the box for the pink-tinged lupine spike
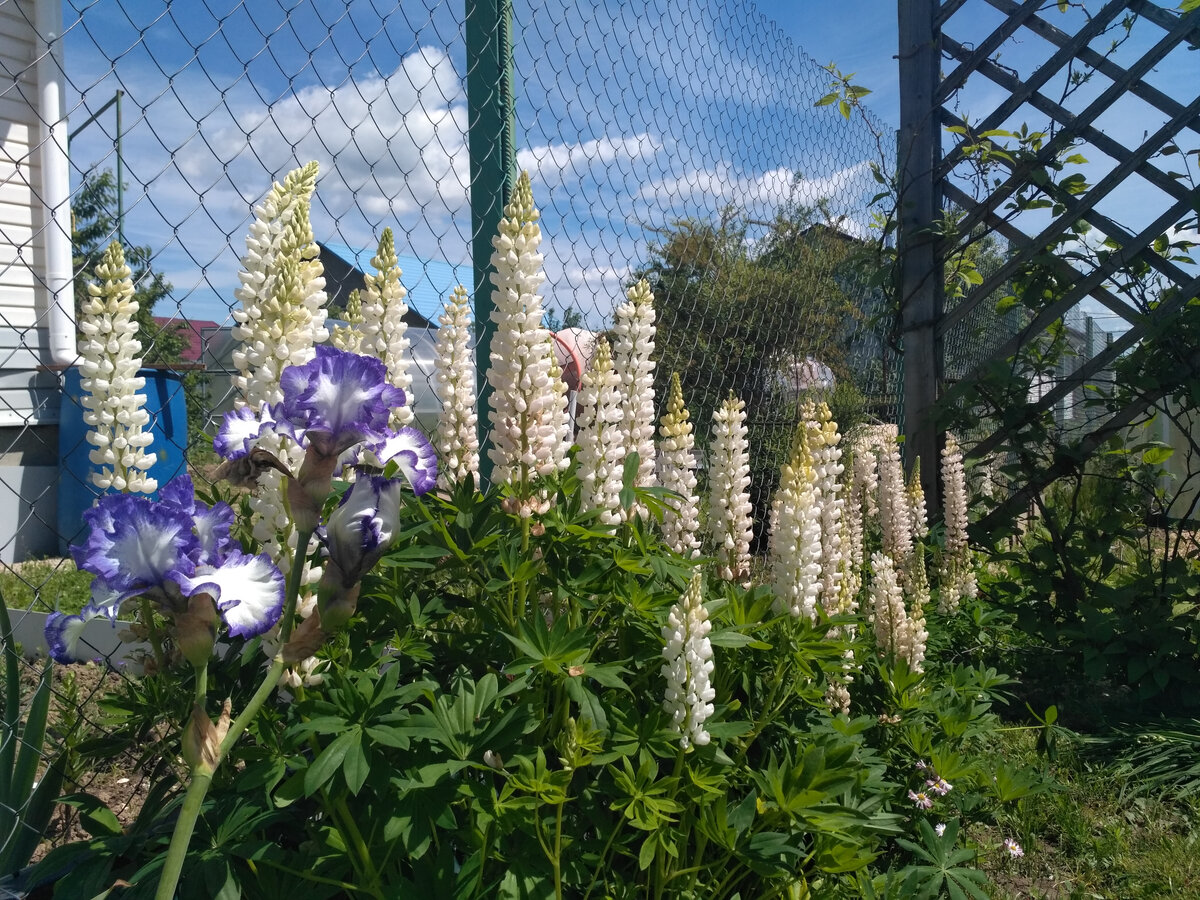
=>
[576,337,625,526]
[708,393,754,582]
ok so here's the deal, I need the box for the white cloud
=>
[638,160,873,215]
[518,134,661,190]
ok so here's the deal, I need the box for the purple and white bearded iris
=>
[45,475,285,663]
[215,346,437,515]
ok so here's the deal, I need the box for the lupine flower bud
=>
[576,337,625,526]
[661,572,715,750]
[908,459,929,540]
[708,393,753,582]
[434,285,479,489]
[360,228,413,428]
[612,278,657,516]
[77,242,157,494]
[869,551,909,661]
[808,402,846,613]
[330,289,364,353]
[658,373,701,558]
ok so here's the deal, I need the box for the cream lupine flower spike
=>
[78,241,157,493]
[658,373,701,558]
[231,161,329,573]
[360,228,413,428]
[661,572,715,750]
[939,433,977,613]
[330,288,364,353]
[433,285,479,490]
[485,171,570,515]
[708,393,754,582]
[769,421,822,620]
[575,337,625,526]
[612,278,657,516]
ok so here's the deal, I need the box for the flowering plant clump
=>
[36,164,1042,900]
[76,241,157,493]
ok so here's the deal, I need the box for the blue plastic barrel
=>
[57,368,189,555]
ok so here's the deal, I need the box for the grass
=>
[0,559,95,615]
[981,730,1200,899]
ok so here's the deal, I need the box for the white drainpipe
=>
[36,0,77,366]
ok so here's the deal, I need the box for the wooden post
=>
[897,0,943,514]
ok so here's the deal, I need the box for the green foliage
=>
[36,468,1048,898]
[0,592,68,876]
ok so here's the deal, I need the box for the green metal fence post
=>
[466,0,516,487]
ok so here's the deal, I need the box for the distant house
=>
[318,242,470,330]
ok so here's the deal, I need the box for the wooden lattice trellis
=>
[897,0,1200,525]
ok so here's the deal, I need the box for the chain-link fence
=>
[1,0,902,860]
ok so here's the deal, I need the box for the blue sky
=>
[61,0,1195,337]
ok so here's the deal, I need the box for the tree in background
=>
[637,201,869,548]
[72,170,185,364]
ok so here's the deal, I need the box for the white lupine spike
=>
[658,373,701,558]
[230,162,328,575]
[330,288,364,353]
[808,402,846,613]
[575,337,625,526]
[877,435,912,565]
[359,228,413,428]
[485,171,570,515]
[902,547,931,672]
[661,572,715,750]
[908,459,929,540]
[708,393,754,582]
[769,422,822,620]
[77,242,158,494]
[868,551,909,660]
[434,285,479,490]
[938,433,977,613]
[612,278,658,516]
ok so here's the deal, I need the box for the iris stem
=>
[155,530,313,900]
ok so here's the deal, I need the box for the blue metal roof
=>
[321,242,471,326]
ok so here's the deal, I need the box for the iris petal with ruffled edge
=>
[367,427,438,496]
[279,346,406,457]
[174,549,286,638]
[214,404,292,460]
[45,611,91,663]
[70,493,197,616]
[324,475,408,584]
[158,474,236,565]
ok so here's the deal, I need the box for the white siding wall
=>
[0,0,61,562]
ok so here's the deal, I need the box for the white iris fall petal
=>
[176,550,287,638]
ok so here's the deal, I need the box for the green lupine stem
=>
[155,530,313,900]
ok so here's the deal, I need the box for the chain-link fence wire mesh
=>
[0,0,907,855]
